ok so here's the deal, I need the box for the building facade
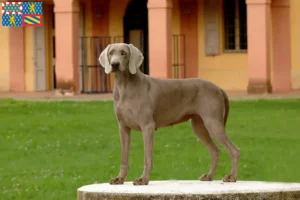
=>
[0,0,299,94]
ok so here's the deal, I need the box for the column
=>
[148,0,173,78]
[9,27,25,92]
[246,0,272,94]
[53,0,80,93]
[271,0,292,92]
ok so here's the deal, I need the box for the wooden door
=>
[34,23,46,91]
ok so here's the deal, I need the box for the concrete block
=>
[77,180,300,200]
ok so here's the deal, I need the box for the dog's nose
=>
[111,62,120,69]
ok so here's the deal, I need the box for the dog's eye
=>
[121,51,127,56]
[109,51,113,56]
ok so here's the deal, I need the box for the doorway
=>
[123,0,149,74]
[34,14,47,91]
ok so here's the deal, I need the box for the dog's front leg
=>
[109,122,131,185]
[133,122,155,185]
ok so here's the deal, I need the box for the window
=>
[223,0,247,52]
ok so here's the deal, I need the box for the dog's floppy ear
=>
[99,44,112,74]
[128,44,144,74]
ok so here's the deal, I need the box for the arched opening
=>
[123,0,149,75]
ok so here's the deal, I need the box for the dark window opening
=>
[223,0,247,51]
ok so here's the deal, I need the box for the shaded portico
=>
[48,0,293,94]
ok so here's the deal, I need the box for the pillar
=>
[9,27,25,92]
[148,0,173,78]
[271,0,292,92]
[53,0,80,93]
[246,0,272,94]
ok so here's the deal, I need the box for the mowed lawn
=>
[0,98,300,200]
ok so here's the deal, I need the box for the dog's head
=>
[98,43,144,74]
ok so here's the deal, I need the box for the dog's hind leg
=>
[191,115,221,181]
[202,117,240,182]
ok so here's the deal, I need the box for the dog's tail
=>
[221,89,230,127]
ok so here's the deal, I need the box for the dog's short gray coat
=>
[99,43,240,185]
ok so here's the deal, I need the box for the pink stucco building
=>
[0,0,299,94]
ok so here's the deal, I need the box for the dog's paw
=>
[109,176,125,185]
[133,177,149,185]
[199,174,213,181]
[222,174,237,182]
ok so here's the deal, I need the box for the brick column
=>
[271,0,292,92]
[246,0,272,94]
[148,0,172,78]
[53,0,80,93]
[9,27,25,92]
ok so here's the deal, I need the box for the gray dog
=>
[99,43,240,185]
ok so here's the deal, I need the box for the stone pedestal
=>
[77,180,300,200]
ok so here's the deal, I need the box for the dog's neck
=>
[114,69,143,91]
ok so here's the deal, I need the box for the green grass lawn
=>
[0,98,300,199]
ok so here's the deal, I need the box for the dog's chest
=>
[114,101,141,130]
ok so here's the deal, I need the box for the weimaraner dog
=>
[99,43,240,185]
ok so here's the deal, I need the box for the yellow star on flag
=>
[29,3,36,14]
[9,15,16,26]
